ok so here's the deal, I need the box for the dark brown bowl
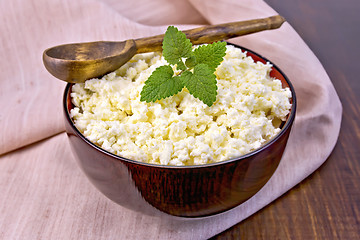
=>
[63,45,296,218]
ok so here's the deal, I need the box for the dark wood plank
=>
[212,0,360,239]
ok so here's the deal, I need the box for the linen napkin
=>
[0,0,342,239]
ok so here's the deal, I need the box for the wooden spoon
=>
[43,15,285,83]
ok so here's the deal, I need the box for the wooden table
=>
[213,0,360,239]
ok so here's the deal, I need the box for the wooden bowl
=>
[63,44,296,218]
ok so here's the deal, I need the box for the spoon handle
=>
[135,15,285,53]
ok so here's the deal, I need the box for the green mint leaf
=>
[176,60,187,71]
[193,41,227,70]
[185,56,196,68]
[180,64,217,106]
[162,26,193,65]
[140,65,184,102]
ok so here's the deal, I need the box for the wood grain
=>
[135,15,285,53]
[212,0,360,239]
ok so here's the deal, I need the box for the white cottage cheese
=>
[70,45,292,166]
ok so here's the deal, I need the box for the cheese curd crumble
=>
[70,45,292,166]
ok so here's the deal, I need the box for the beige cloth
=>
[0,0,342,239]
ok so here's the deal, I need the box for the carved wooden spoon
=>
[43,15,285,83]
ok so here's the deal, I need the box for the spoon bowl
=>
[43,40,137,83]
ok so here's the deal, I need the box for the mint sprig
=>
[140,26,227,107]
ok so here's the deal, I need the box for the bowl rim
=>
[63,43,297,169]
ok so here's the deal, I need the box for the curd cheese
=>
[70,45,292,166]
